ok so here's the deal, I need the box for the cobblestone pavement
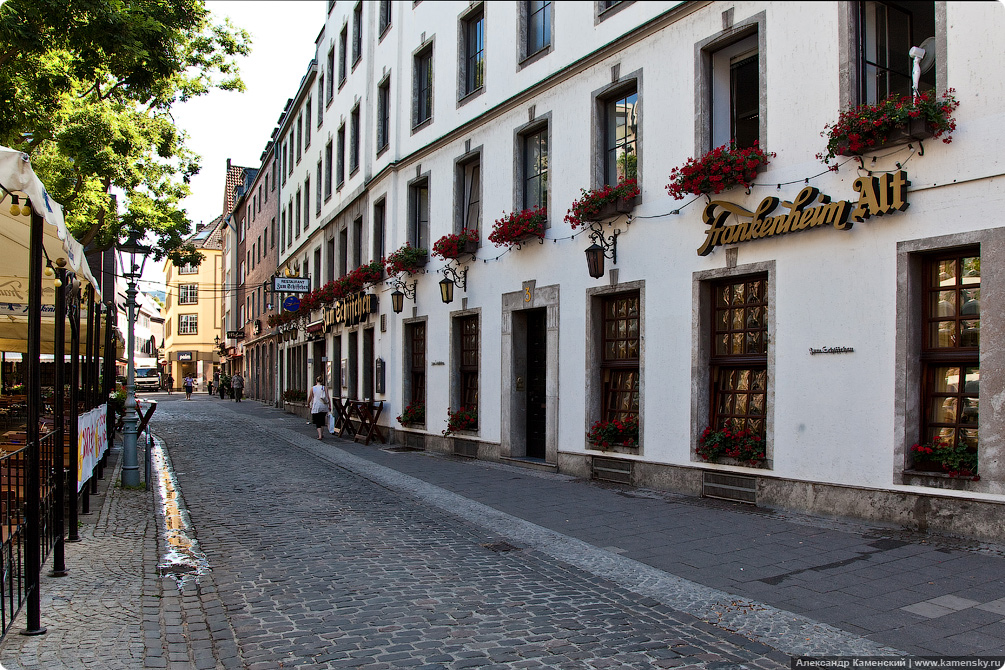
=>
[3,393,1003,669]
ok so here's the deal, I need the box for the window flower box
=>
[696,426,766,467]
[443,406,477,436]
[385,244,429,276]
[666,141,773,199]
[586,416,639,451]
[565,179,641,229]
[432,228,480,260]
[488,206,546,248]
[397,402,425,427]
[818,89,959,166]
[909,439,979,481]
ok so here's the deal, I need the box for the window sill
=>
[518,45,552,70]
[378,25,391,43]
[376,144,389,159]
[458,86,485,108]
[902,469,980,489]
[411,118,433,134]
[586,441,639,456]
[350,166,359,178]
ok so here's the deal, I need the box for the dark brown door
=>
[526,309,547,459]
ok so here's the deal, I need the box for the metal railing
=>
[0,430,58,640]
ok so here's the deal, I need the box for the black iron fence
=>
[0,430,60,640]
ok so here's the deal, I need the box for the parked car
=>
[133,367,161,392]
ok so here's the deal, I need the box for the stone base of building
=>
[556,451,1005,545]
[379,432,1005,543]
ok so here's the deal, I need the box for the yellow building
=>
[163,217,224,391]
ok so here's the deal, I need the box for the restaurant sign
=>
[697,171,911,256]
[323,292,377,330]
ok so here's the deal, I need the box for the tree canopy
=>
[0,0,250,264]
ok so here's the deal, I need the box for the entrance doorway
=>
[525,309,547,459]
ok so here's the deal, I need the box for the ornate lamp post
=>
[115,230,151,487]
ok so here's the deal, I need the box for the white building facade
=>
[271,0,1005,541]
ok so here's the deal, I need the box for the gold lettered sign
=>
[323,293,378,330]
[0,276,56,304]
[697,171,911,256]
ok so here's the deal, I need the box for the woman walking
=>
[307,375,330,440]
[183,375,194,400]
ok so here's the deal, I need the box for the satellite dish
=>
[918,36,936,74]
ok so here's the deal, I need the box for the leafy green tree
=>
[0,0,250,263]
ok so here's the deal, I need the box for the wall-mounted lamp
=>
[438,264,468,304]
[585,222,619,279]
[389,277,416,314]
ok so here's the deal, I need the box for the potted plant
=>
[443,406,478,436]
[432,228,480,260]
[586,415,639,450]
[910,438,979,480]
[666,141,774,200]
[385,243,429,275]
[696,426,766,466]
[565,178,641,229]
[818,89,959,166]
[397,402,425,427]
[488,206,547,248]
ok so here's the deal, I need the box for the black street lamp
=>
[115,230,152,488]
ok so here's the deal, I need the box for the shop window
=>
[860,1,935,105]
[709,276,768,436]
[920,250,979,460]
[601,292,640,423]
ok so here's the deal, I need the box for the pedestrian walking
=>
[183,375,194,400]
[308,375,330,440]
[212,372,219,397]
[219,379,226,400]
[165,374,173,394]
[231,373,244,402]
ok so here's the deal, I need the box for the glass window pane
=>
[961,320,980,348]
[934,367,961,393]
[961,257,980,284]
[935,259,956,287]
[931,397,957,425]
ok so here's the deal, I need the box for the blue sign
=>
[283,296,301,312]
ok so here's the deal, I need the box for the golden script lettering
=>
[696,171,910,256]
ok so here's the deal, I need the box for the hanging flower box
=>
[443,406,478,436]
[385,243,428,275]
[432,228,480,260]
[586,416,639,451]
[565,179,641,229]
[397,402,425,427]
[696,426,767,467]
[666,141,773,199]
[488,206,547,248]
[909,439,979,481]
[818,89,959,166]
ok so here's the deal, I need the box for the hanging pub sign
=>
[323,292,378,330]
[697,171,910,256]
[226,330,245,340]
[273,276,311,293]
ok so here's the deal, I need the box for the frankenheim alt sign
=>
[323,292,378,330]
[697,171,911,256]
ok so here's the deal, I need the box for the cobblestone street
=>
[151,397,794,669]
[6,394,1005,668]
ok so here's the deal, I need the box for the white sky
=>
[145,0,324,289]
